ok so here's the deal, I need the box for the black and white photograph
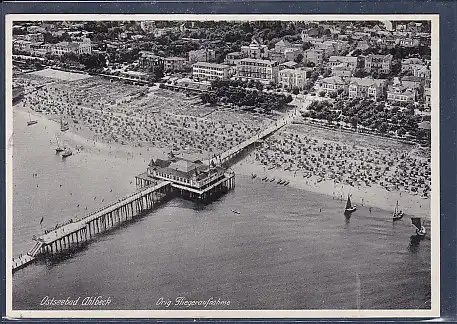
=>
[5,14,439,318]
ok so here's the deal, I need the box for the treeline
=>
[303,98,426,140]
[200,79,293,112]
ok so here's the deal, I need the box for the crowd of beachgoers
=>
[14,70,431,215]
[17,72,276,157]
[252,123,431,199]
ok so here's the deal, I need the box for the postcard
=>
[5,13,440,319]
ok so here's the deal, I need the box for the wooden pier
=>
[208,108,301,167]
[12,181,172,272]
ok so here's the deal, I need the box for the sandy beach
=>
[15,69,431,220]
[233,122,431,219]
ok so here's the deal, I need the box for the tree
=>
[151,66,164,81]
[302,42,312,51]
[294,53,304,63]
[292,87,300,95]
[305,61,315,68]
[319,91,326,97]
[329,91,338,99]
[200,92,217,105]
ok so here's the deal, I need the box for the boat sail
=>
[411,217,426,236]
[344,194,356,214]
[27,112,37,126]
[55,135,64,153]
[60,115,69,132]
[392,200,404,221]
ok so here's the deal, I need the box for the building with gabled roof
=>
[348,77,386,100]
[329,56,358,71]
[147,156,227,190]
[319,76,347,93]
[274,39,292,53]
[241,37,269,59]
[279,68,312,90]
[364,54,393,74]
[387,83,416,103]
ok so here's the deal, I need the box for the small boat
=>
[261,176,268,181]
[411,217,426,236]
[283,181,289,186]
[277,179,284,184]
[269,177,275,182]
[55,135,64,153]
[251,174,257,179]
[27,113,37,126]
[61,149,72,158]
[344,194,357,214]
[231,209,241,215]
[392,200,404,221]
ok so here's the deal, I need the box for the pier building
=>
[135,156,235,201]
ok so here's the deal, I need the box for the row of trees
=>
[201,79,293,112]
[303,97,425,141]
[351,44,431,61]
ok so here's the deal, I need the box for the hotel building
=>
[319,76,347,93]
[348,77,386,100]
[164,57,186,72]
[235,58,279,84]
[364,54,393,74]
[387,84,416,103]
[278,68,312,90]
[192,62,230,81]
[139,51,164,71]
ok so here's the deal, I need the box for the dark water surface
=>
[12,110,431,310]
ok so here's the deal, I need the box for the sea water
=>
[11,109,431,310]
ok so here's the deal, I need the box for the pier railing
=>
[13,181,172,273]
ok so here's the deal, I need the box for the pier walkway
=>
[210,106,303,166]
[12,181,171,272]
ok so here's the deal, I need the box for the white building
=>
[319,76,347,93]
[192,62,230,81]
[329,56,358,71]
[235,58,279,84]
[387,83,416,103]
[278,68,312,90]
[51,38,92,56]
[348,77,386,100]
[241,38,269,59]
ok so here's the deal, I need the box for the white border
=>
[5,14,440,319]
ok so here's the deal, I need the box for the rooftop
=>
[349,77,385,87]
[329,56,358,63]
[321,76,346,85]
[193,61,229,69]
[238,58,277,65]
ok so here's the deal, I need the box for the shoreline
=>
[17,103,431,219]
[233,157,430,220]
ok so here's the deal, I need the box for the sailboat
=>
[392,200,404,221]
[344,194,357,214]
[55,135,64,153]
[60,115,69,132]
[411,217,426,236]
[27,112,37,126]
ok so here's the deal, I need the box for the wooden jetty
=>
[12,181,172,273]
[208,108,300,167]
